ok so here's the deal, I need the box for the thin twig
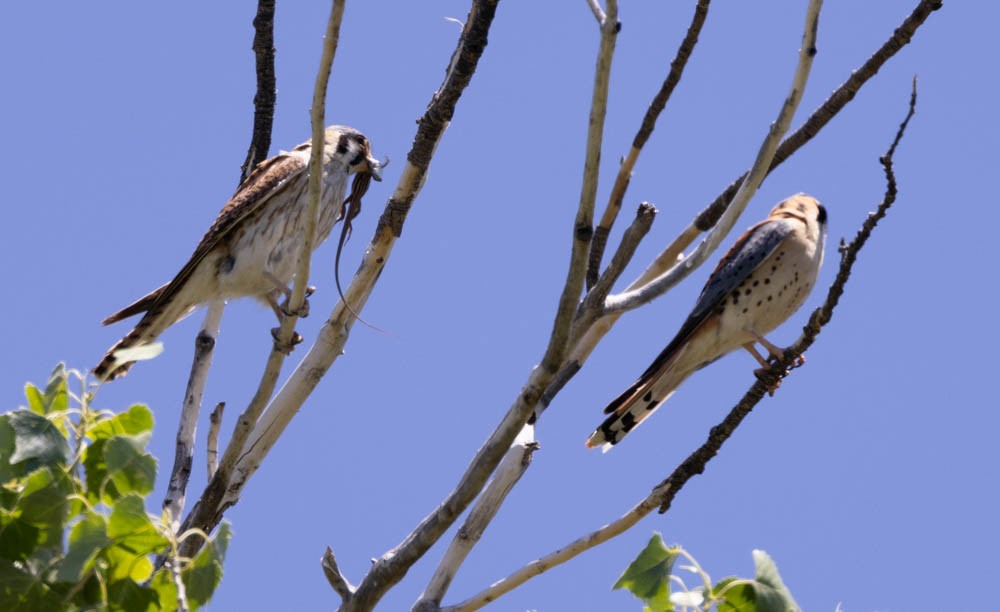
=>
[586,0,712,289]
[446,77,917,612]
[586,0,606,25]
[239,0,278,184]
[603,0,822,316]
[163,300,224,527]
[543,0,618,380]
[322,547,356,603]
[576,202,656,331]
[176,0,347,559]
[169,558,191,612]
[207,401,224,480]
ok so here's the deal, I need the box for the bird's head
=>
[769,193,827,246]
[325,125,386,182]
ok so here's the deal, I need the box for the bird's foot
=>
[280,286,316,319]
[753,367,784,396]
[271,327,303,355]
[753,352,805,396]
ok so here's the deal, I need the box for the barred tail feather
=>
[101,283,169,326]
[586,343,695,451]
[94,298,192,381]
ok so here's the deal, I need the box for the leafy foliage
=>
[616,533,799,612]
[0,364,229,611]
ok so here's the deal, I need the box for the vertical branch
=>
[240,0,278,184]
[162,300,224,526]
[177,0,347,559]
[206,401,224,480]
[543,0,619,372]
[586,0,712,289]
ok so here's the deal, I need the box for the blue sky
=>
[2,1,995,610]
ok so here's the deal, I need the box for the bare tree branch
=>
[176,0,347,559]
[576,202,656,332]
[603,0,822,315]
[446,75,917,612]
[586,0,606,25]
[414,427,539,612]
[163,300,224,526]
[586,0,712,289]
[239,0,278,184]
[207,401,224,480]
[322,547,356,603]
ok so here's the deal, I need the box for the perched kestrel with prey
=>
[587,194,827,450]
[94,125,382,381]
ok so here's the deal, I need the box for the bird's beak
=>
[367,155,388,182]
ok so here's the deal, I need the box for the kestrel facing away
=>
[587,194,827,451]
[94,125,382,381]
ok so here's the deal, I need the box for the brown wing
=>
[103,151,309,322]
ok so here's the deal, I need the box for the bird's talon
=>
[280,296,310,319]
[305,285,316,298]
[270,327,303,354]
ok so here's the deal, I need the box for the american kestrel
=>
[587,194,827,450]
[94,125,382,381]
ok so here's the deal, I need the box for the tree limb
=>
[163,300,224,527]
[413,427,539,612]
[239,0,278,184]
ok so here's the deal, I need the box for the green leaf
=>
[613,532,678,612]
[107,495,169,549]
[0,416,23,484]
[16,468,71,551]
[183,522,231,609]
[22,365,69,418]
[83,434,156,504]
[105,435,156,497]
[56,511,109,582]
[23,384,45,415]
[716,577,756,612]
[7,410,71,469]
[41,364,69,415]
[149,566,178,610]
[105,544,155,584]
[89,404,154,441]
[0,557,64,611]
[0,509,41,561]
[750,550,799,612]
[107,578,160,611]
[106,495,169,583]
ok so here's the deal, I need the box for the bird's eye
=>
[816,204,827,224]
